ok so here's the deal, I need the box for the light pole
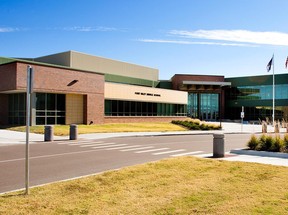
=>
[25,65,33,195]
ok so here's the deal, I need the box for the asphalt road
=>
[0,133,251,194]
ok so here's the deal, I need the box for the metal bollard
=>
[213,133,225,158]
[44,125,54,142]
[70,124,78,140]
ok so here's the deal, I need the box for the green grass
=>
[1,157,288,214]
[6,122,187,136]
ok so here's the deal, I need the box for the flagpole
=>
[272,53,275,126]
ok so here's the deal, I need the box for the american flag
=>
[267,56,273,72]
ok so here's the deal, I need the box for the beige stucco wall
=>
[35,51,159,81]
[105,82,187,104]
[35,51,71,67]
[70,51,159,81]
[66,94,84,124]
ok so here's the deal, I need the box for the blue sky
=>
[1,0,288,79]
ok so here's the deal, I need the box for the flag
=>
[267,56,273,72]
[285,56,288,69]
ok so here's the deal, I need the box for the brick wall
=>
[171,74,225,90]
[0,62,105,125]
[0,63,17,91]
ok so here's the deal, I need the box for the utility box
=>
[44,125,54,142]
[70,124,78,140]
[213,134,225,158]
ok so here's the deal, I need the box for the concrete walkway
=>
[0,122,287,167]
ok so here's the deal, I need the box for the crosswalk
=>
[56,139,205,157]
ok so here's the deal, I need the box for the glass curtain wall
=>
[105,100,187,116]
[225,84,288,120]
[187,93,198,118]
[188,93,219,121]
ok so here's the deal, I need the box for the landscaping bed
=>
[246,134,288,153]
[171,119,221,130]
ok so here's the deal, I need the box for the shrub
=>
[200,124,209,130]
[265,135,275,151]
[171,119,220,131]
[255,134,267,151]
[269,136,283,152]
[283,134,288,152]
[247,135,259,150]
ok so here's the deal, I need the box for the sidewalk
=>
[0,122,282,145]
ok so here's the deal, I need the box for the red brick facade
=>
[0,63,17,91]
[171,74,225,91]
[171,74,226,120]
[0,62,105,125]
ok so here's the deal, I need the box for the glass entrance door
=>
[200,94,219,121]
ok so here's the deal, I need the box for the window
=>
[104,100,187,117]
[36,93,65,125]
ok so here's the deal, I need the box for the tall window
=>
[36,93,65,125]
[187,93,198,118]
[8,93,26,125]
[188,93,219,120]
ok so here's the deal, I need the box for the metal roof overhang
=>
[182,80,231,86]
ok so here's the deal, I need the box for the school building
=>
[0,50,286,126]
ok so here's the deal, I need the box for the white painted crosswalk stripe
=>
[79,142,116,147]
[57,140,97,145]
[152,149,186,155]
[105,145,141,150]
[92,144,127,149]
[69,141,104,146]
[170,151,204,157]
[120,146,154,152]
[135,148,170,154]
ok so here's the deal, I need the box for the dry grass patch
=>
[7,122,187,136]
[1,157,288,214]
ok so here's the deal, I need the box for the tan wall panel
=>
[66,94,83,124]
[105,83,187,104]
[71,51,159,81]
[35,51,71,67]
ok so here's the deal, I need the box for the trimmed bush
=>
[255,134,267,151]
[269,136,284,152]
[247,135,258,150]
[283,134,288,152]
[247,134,287,153]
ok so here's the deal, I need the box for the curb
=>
[231,148,288,159]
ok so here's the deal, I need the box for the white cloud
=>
[0,27,18,32]
[137,39,258,47]
[64,26,118,32]
[169,29,288,46]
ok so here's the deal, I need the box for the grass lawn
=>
[1,157,288,214]
[6,122,187,136]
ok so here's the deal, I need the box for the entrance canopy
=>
[181,80,231,92]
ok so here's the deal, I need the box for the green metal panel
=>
[225,74,288,86]
[105,74,159,87]
[0,57,16,65]
[157,81,172,89]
